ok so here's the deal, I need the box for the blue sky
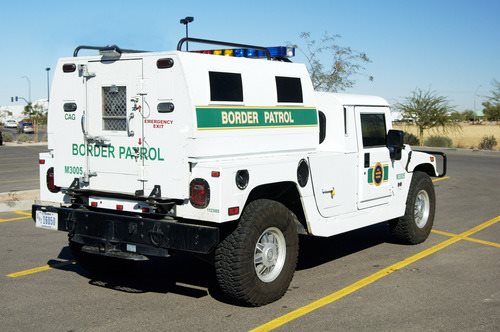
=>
[1,0,499,112]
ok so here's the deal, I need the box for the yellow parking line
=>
[0,216,31,223]
[432,229,500,248]
[15,211,32,216]
[7,261,75,278]
[250,215,499,332]
[432,176,449,183]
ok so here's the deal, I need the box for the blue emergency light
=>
[191,46,295,59]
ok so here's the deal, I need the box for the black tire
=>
[390,171,435,244]
[215,199,299,306]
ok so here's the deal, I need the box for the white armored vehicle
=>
[33,38,446,306]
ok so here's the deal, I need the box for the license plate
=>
[35,210,58,230]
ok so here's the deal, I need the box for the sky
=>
[1,0,499,112]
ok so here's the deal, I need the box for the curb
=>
[0,190,39,213]
[1,142,48,147]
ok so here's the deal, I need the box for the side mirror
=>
[387,129,404,160]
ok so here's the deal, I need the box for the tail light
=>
[46,167,60,193]
[190,178,210,208]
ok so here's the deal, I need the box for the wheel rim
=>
[414,190,430,228]
[254,227,286,283]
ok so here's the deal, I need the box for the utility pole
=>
[21,76,31,103]
[46,67,51,102]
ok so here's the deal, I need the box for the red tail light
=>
[228,207,240,216]
[46,167,60,193]
[190,178,210,208]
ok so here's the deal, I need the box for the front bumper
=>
[32,205,219,258]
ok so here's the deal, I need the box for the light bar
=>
[191,46,295,59]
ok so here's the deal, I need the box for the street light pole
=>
[21,76,31,103]
[473,85,482,123]
[180,16,194,51]
[45,67,51,102]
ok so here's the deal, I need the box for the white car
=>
[4,119,17,128]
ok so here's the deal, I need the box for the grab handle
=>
[127,112,135,137]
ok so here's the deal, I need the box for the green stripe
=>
[368,168,373,183]
[383,165,389,181]
[196,107,318,129]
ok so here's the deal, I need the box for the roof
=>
[315,92,389,107]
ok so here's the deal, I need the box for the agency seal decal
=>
[367,163,389,186]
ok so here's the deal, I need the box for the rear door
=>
[356,107,393,209]
[83,59,144,194]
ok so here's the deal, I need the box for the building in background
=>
[0,99,48,123]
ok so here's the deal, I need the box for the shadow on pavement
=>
[48,222,396,303]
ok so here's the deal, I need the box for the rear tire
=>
[215,199,298,306]
[390,171,435,244]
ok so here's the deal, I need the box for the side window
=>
[209,71,243,102]
[361,113,386,147]
[318,110,326,144]
[275,76,303,103]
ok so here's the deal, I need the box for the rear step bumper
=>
[32,205,219,257]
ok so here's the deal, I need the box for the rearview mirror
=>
[387,129,404,160]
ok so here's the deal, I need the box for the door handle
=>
[127,112,135,137]
[322,187,336,198]
[81,113,87,136]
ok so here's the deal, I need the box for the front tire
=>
[390,171,436,244]
[215,199,299,306]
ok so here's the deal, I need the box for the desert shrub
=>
[478,135,497,150]
[403,131,420,146]
[17,134,31,143]
[2,132,14,142]
[424,135,453,148]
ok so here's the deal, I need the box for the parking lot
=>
[1,125,47,145]
[0,148,498,331]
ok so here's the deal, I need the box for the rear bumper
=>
[32,204,219,257]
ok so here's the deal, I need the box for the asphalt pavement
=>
[0,148,498,331]
[0,144,47,192]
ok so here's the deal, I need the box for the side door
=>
[355,107,393,209]
[309,152,358,217]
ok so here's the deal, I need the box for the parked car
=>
[4,119,18,128]
[18,121,34,134]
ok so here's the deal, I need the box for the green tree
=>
[396,89,459,145]
[461,110,476,122]
[22,103,47,124]
[296,32,373,92]
[22,103,47,142]
[482,79,500,122]
[449,111,464,122]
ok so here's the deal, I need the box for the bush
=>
[424,135,453,148]
[478,135,497,150]
[403,131,420,146]
[17,134,31,143]
[2,132,14,142]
